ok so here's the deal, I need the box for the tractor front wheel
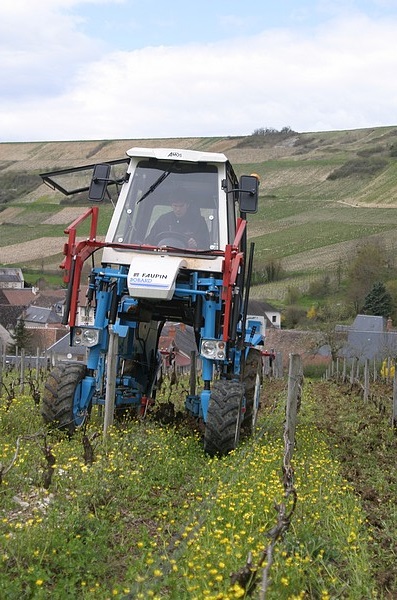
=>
[41,362,87,435]
[203,380,244,456]
[242,349,262,436]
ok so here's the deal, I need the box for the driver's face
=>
[171,201,187,218]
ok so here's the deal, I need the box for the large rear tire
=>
[242,349,262,436]
[203,380,244,456]
[41,363,87,435]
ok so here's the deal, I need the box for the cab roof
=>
[126,147,228,164]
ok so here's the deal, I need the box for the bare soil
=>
[0,207,24,224]
[309,379,397,598]
[42,207,90,225]
[1,237,65,264]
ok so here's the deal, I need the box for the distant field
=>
[254,222,391,263]
[1,237,67,264]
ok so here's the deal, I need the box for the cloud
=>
[0,0,112,102]
[1,2,397,141]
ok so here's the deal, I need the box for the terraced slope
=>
[1,126,397,298]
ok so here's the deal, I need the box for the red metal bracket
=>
[221,218,247,341]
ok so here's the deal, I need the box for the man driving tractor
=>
[146,197,210,249]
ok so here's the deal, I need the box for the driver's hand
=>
[187,237,197,249]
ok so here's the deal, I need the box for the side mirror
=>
[88,163,111,201]
[239,175,259,213]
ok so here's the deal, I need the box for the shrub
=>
[236,127,297,148]
[251,259,285,284]
[283,305,307,328]
[0,171,42,204]
[356,145,385,158]
[327,157,388,180]
[308,275,331,299]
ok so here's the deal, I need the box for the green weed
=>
[0,380,380,599]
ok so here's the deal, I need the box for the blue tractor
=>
[41,147,265,455]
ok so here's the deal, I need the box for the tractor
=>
[40,146,265,455]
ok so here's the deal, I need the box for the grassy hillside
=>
[1,126,397,300]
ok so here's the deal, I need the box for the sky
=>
[1,0,397,142]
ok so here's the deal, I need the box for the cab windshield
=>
[113,159,219,251]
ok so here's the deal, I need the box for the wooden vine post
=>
[103,327,118,436]
[285,353,303,463]
[0,340,3,398]
[189,350,197,396]
[350,357,356,385]
[364,358,369,402]
[393,369,397,431]
[19,348,25,395]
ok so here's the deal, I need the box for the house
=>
[0,268,24,289]
[159,322,198,373]
[248,300,281,328]
[0,288,37,307]
[0,270,70,352]
[30,288,66,314]
[23,305,63,328]
[0,287,38,350]
[0,285,68,352]
[47,333,87,365]
[19,305,67,352]
[0,323,12,350]
[338,314,397,362]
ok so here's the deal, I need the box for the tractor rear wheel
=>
[242,349,262,436]
[203,380,244,456]
[41,362,87,435]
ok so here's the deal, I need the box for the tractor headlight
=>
[200,339,226,360]
[73,327,100,347]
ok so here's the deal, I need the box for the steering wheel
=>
[152,231,191,247]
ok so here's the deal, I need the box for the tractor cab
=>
[99,147,258,273]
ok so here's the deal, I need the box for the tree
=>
[264,258,284,282]
[8,318,32,355]
[308,275,331,299]
[385,279,397,324]
[346,240,388,312]
[283,305,307,329]
[362,281,393,317]
[285,286,301,305]
[309,301,349,361]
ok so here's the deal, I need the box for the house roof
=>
[47,333,84,357]
[0,273,20,283]
[351,314,385,332]
[31,288,66,309]
[342,330,397,361]
[28,327,67,351]
[0,268,23,283]
[248,300,279,313]
[247,300,274,327]
[160,322,198,356]
[262,301,280,312]
[339,314,397,361]
[173,353,191,367]
[1,288,36,306]
[0,305,24,329]
[24,305,62,325]
[0,322,12,346]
